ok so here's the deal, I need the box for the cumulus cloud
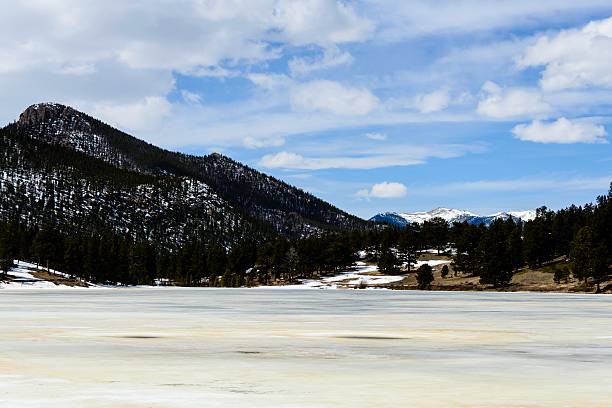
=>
[271,0,374,45]
[511,117,608,144]
[518,16,612,91]
[414,89,450,113]
[0,1,373,74]
[356,182,408,199]
[476,81,552,119]
[0,1,374,125]
[290,80,380,115]
[289,46,354,76]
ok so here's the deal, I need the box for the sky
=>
[1,0,612,219]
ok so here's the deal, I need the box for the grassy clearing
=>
[388,256,612,293]
[31,270,90,287]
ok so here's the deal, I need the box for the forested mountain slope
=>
[0,103,365,247]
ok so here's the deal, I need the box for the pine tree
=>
[0,225,13,275]
[477,220,514,287]
[397,228,418,272]
[440,264,449,278]
[451,222,483,276]
[32,225,57,270]
[590,245,608,292]
[553,266,570,284]
[507,223,524,271]
[416,264,434,289]
[378,248,401,275]
[523,207,554,267]
[207,244,227,285]
[63,237,82,278]
[570,227,593,283]
[423,217,449,254]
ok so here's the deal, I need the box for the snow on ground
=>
[1,258,452,290]
[295,259,451,289]
[0,261,92,289]
[412,260,451,268]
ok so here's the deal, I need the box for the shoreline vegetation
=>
[2,255,611,294]
[1,186,611,293]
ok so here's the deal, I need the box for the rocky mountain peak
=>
[18,103,81,127]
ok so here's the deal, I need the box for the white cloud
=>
[367,1,612,40]
[243,135,286,149]
[289,46,354,76]
[181,90,202,104]
[512,117,607,144]
[356,182,408,199]
[185,66,238,78]
[435,176,612,193]
[259,150,423,170]
[0,1,374,125]
[0,60,175,125]
[414,89,450,113]
[247,73,293,91]
[1,0,372,74]
[91,96,172,132]
[285,173,313,180]
[290,80,380,115]
[476,81,552,119]
[259,151,308,168]
[151,106,475,150]
[272,0,374,45]
[518,16,612,91]
[258,142,483,170]
[365,132,387,140]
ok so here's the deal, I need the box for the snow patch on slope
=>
[0,261,93,289]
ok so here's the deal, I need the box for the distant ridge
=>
[370,207,536,227]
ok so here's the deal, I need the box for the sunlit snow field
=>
[1,289,611,407]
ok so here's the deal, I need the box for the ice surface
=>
[0,289,611,407]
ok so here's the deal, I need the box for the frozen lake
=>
[1,289,611,407]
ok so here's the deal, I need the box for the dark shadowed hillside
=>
[0,103,366,248]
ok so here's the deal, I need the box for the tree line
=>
[0,221,361,286]
[1,184,611,290]
[369,184,611,289]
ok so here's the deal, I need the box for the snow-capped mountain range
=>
[370,207,536,227]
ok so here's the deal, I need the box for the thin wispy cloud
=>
[259,142,484,170]
[425,176,612,193]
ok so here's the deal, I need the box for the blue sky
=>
[1,1,611,218]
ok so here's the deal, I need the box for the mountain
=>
[0,103,366,248]
[370,207,536,227]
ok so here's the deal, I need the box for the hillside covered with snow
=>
[0,103,366,248]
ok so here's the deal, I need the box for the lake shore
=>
[3,258,611,294]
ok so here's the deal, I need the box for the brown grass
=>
[387,257,611,293]
[30,270,90,287]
